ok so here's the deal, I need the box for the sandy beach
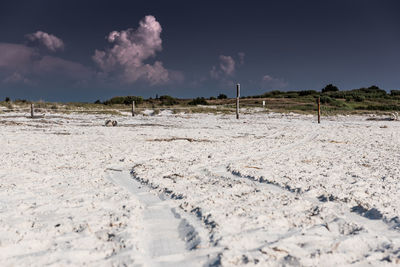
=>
[1,111,400,266]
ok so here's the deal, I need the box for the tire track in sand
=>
[105,169,221,267]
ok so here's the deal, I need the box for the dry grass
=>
[2,97,399,116]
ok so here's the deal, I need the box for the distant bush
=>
[94,99,102,104]
[286,91,300,96]
[260,90,284,98]
[5,97,10,102]
[104,96,143,105]
[124,96,143,105]
[328,86,387,100]
[217,94,227,99]
[159,95,178,106]
[353,95,365,102]
[322,84,339,93]
[188,97,208,105]
[270,90,282,95]
[209,96,216,100]
[284,94,298,98]
[329,91,347,99]
[320,96,333,104]
[320,96,346,107]
[298,90,317,96]
[15,99,28,103]
[390,90,400,96]
[354,86,386,98]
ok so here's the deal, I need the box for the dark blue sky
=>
[1,0,400,102]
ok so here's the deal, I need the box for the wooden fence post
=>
[31,103,34,118]
[236,84,240,119]
[317,97,321,124]
[132,101,135,116]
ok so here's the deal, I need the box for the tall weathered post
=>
[317,97,321,124]
[236,84,240,119]
[132,101,135,116]
[31,103,34,118]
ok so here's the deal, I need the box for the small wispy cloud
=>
[238,52,245,65]
[261,74,288,89]
[0,42,92,85]
[210,52,246,80]
[210,53,243,79]
[26,31,64,52]
[0,43,34,71]
[3,72,31,84]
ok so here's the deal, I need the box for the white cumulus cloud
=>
[219,55,235,76]
[26,31,64,52]
[93,15,180,85]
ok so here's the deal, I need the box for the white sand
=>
[1,111,400,266]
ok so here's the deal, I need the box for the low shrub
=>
[320,96,347,107]
[217,94,227,99]
[159,95,178,106]
[353,95,365,102]
[320,96,333,104]
[103,96,143,105]
[15,99,28,103]
[188,97,208,105]
[322,84,339,93]
[390,90,400,96]
[299,90,317,96]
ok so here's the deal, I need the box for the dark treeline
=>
[95,84,400,105]
[5,84,400,112]
[247,84,397,100]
